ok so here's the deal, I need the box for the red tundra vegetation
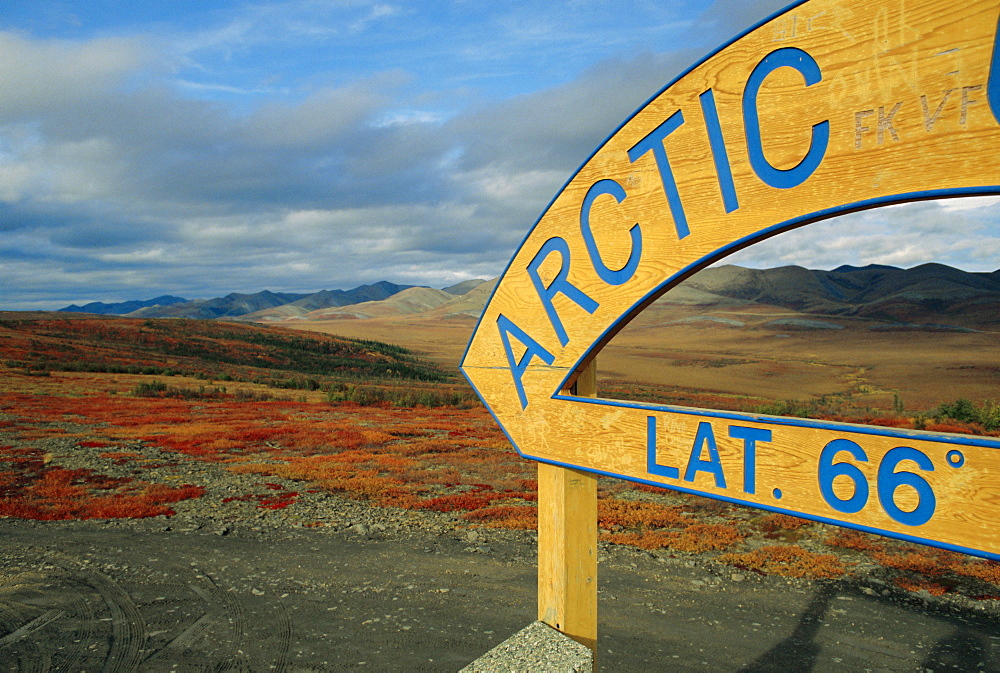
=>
[1,313,999,597]
[0,452,203,520]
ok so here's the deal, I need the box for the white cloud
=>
[936,195,1000,213]
[3,0,997,311]
[0,32,151,116]
[97,249,166,264]
[371,109,445,128]
[174,79,286,96]
[721,199,1000,272]
[460,166,566,202]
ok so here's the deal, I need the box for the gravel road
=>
[2,507,1000,672]
[2,435,1000,670]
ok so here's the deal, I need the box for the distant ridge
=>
[441,279,489,295]
[52,265,999,328]
[829,264,900,273]
[673,263,1000,327]
[54,280,475,320]
[58,295,188,315]
[235,282,423,321]
[128,290,312,319]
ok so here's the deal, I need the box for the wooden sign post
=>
[537,360,597,651]
[462,0,1000,655]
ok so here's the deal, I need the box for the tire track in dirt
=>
[26,548,148,673]
[272,595,293,673]
[150,609,215,654]
[149,570,294,671]
[202,570,294,672]
[0,608,64,649]
[0,542,297,672]
[203,573,251,672]
[52,578,97,673]
[251,584,293,673]
[211,575,294,673]
[68,567,147,673]
[0,557,102,672]
[184,572,250,671]
[0,559,83,672]
[0,602,52,672]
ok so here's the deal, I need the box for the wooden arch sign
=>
[463,0,1000,564]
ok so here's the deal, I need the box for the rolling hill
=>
[671,263,1000,328]
[268,264,997,382]
[58,295,189,315]
[58,281,425,320]
[270,263,999,329]
[52,264,999,329]
[0,313,450,384]
[259,280,499,321]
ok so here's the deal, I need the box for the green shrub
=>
[132,380,168,396]
[936,398,978,423]
[755,399,814,418]
[935,398,1000,430]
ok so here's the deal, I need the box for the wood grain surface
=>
[462,0,1000,558]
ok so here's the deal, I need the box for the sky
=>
[1,0,997,310]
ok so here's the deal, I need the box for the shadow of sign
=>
[739,580,998,672]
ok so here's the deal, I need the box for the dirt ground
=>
[2,512,999,672]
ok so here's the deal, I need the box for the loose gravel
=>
[2,434,1000,670]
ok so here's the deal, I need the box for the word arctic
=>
[462,0,1000,559]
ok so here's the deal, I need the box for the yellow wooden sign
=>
[462,0,1000,560]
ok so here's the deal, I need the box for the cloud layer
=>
[1,0,997,309]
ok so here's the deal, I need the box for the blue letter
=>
[580,179,642,285]
[728,425,771,495]
[526,237,599,347]
[627,110,690,239]
[877,447,936,527]
[497,314,555,409]
[684,421,726,488]
[699,88,740,213]
[646,415,680,479]
[743,48,829,189]
[818,438,869,514]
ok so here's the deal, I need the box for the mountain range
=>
[57,280,481,320]
[59,295,189,316]
[659,263,1000,328]
[56,263,1000,328]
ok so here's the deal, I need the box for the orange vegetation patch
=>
[825,530,1000,594]
[956,561,1000,584]
[757,513,810,532]
[873,547,1000,586]
[894,577,949,596]
[923,421,985,435]
[825,529,885,553]
[598,499,689,530]
[463,505,537,529]
[874,550,952,576]
[719,545,848,579]
[5,352,1000,592]
[222,484,300,510]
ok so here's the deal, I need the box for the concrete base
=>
[461,621,594,672]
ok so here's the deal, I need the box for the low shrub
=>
[719,545,847,579]
[463,505,537,529]
[935,398,1000,431]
